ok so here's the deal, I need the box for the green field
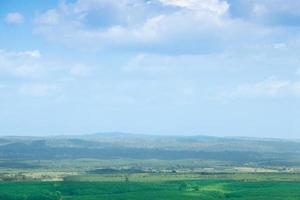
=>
[1,134,300,199]
[1,173,300,200]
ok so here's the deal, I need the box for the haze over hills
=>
[2,132,300,152]
[1,132,300,171]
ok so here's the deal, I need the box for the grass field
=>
[0,173,300,200]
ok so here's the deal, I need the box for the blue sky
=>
[0,0,299,138]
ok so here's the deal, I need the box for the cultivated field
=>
[1,173,300,200]
[1,134,300,199]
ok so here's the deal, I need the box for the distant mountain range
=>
[0,132,300,167]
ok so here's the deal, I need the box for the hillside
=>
[1,133,300,171]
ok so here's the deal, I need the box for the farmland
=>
[1,133,300,199]
[1,173,300,200]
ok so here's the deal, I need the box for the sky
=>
[0,0,299,138]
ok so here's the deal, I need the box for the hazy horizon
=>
[1,0,299,138]
[1,130,300,141]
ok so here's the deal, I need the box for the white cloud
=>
[253,4,268,16]
[0,49,43,78]
[5,12,24,25]
[123,51,245,73]
[2,49,41,59]
[19,83,58,97]
[35,9,60,25]
[229,0,300,27]
[20,50,42,59]
[222,77,300,98]
[33,0,245,54]
[159,0,229,15]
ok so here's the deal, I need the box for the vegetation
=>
[1,174,300,200]
[1,133,300,199]
[1,133,300,173]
